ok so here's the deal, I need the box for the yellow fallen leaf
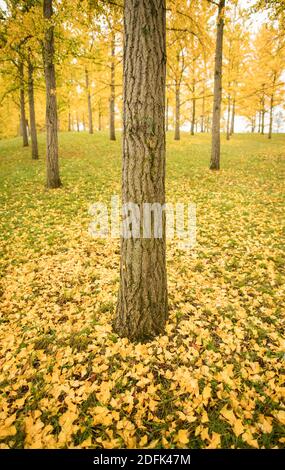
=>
[177,429,189,446]
[233,419,244,437]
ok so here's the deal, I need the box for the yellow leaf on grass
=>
[206,432,221,449]
[0,425,17,439]
[220,406,236,426]
[139,435,148,447]
[275,410,285,425]
[242,431,259,448]
[176,429,189,446]
[233,419,244,437]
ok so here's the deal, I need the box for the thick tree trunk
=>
[109,34,116,141]
[85,68,93,134]
[114,0,168,341]
[230,96,235,135]
[226,91,231,140]
[43,0,61,188]
[27,59,39,159]
[210,0,225,170]
[19,62,29,147]
[174,83,180,140]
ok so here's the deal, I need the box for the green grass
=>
[0,131,284,449]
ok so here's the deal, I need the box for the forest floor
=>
[0,132,284,449]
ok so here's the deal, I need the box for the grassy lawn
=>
[0,131,284,448]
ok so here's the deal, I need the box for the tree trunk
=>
[68,109,71,131]
[166,97,168,132]
[19,62,29,147]
[85,68,93,134]
[27,59,39,159]
[210,0,225,170]
[109,34,116,141]
[76,112,80,132]
[174,83,180,140]
[43,0,61,188]
[114,0,168,342]
[82,113,86,131]
[258,109,261,133]
[226,91,231,140]
[268,93,274,139]
[201,92,205,132]
[230,96,235,135]
[190,78,196,135]
[261,86,265,135]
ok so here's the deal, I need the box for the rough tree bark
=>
[43,0,61,188]
[85,68,93,134]
[109,34,116,141]
[210,0,225,170]
[27,59,38,159]
[174,82,180,140]
[19,62,29,147]
[114,0,168,341]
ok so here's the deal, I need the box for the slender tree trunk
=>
[268,93,274,139]
[27,59,38,159]
[201,92,205,132]
[210,0,225,170]
[82,113,86,131]
[166,97,168,132]
[191,80,196,135]
[261,86,265,135]
[98,109,102,131]
[226,91,231,140]
[258,109,261,133]
[43,0,61,188]
[19,62,29,147]
[76,112,80,132]
[109,34,116,141]
[114,0,168,341]
[68,108,71,131]
[230,96,235,135]
[174,82,180,140]
[85,68,93,134]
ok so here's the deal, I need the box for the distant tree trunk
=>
[109,34,116,141]
[19,62,29,147]
[166,97,168,131]
[76,112,80,132]
[27,59,38,159]
[201,92,205,132]
[210,0,225,170]
[261,85,265,135]
[230,96,235,135]
[68,108,71,131]
[98,109,102,131]
[258,109,261,133]
[268,74,276,140]
[43,0,61,189]
[191,80,196,135]
[268,93,274,139]
[251,116,255,133]
[114,0,168,341]
[85,68,93,134]
[174,82,180,140]
[226,91,231,140]
[82,113,86,131]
